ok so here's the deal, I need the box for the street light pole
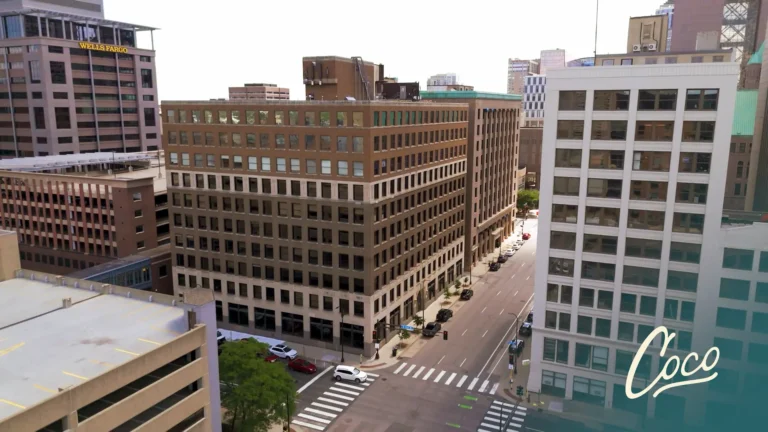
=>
[286,393,291,432]
[336,306,345,363]
[508,312,519,375]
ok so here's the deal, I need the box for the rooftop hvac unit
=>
[646,43,657,51]
[632,44,642,52]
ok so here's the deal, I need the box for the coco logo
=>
[626,326,719,399]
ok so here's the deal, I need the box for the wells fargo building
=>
[0,2,160,158]
[164,100,468,356]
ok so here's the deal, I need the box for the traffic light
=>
[372,330,377,341]
[516,385,524,396]
[443,331,448,340]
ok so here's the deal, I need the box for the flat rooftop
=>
[0,276,187,421]
[421,90,522,101]
[0,152,155,172]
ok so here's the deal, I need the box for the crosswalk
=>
[392,362,500,395]
[478,400,528,432]
[292,372,379,431]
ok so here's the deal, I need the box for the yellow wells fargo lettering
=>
[77,42,129,54]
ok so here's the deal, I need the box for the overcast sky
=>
[106,0,668,101]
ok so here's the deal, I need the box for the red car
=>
[522,233,531,240]
[288,358,317,374]
[257,353,279,363]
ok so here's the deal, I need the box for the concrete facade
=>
[627,14,669,53]
[302,56,380,101]
[520,127,543,189]
[507,59,539,95]
[524,75,546,127]
[229,83,289,101]
[528,62,739,426]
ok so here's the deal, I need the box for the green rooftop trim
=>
[421,90,522,101]
[733,90,758,136]
[748,41,764,65]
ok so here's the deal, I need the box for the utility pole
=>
[420,278,426,331]
[593,0,600,65]
[336,306,346,363]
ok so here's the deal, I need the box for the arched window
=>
[736,161,744,178]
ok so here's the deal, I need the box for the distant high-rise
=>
[507,59,539,95]
[539,49,566,75]
[229,83,290,100]
[655,1,675,51]
[427,73,458,86]
[523,75,546,127]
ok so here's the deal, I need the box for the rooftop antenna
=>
[593,0,599,66]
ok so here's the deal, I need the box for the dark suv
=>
[422,322,442,337]
[436,308,453,322]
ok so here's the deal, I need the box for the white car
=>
[269,344,298,360]
[333,365,368,383]
[504,249,515,257]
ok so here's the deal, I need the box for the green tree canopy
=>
[517,189,539,211]
[219,339,297,432]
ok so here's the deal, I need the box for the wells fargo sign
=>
[78,42,129,54]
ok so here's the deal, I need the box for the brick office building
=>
[164,100,468,356]
[0,2,160,158]
[422,91,521,269]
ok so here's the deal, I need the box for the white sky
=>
[106,0,667,100]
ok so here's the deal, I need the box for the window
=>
[554,149,582,168]
[553,177,580,196]
[144,108,156,127]
[722,248,754,270]
[28,60,41,84]
[556,120,584,139]
[559,91,586,110]
[591,121,627,140]
[682,121,715,142]
[620,58,633,65]
[618,322,634,341]
[254,308,276,331]
[550,231,577,250]
[625,238,662,259]
[635,121,674,141]
[627,209,665,231]
[586,179,622,198]
[672,212,704,234]
[593,90,630,110]
[676,183,708,204]
[552,204,578,223]
[548,257,575,277]
[632,151,671,171]
[227,303,249,326]
[761,252,768,273]
[141,69,153,88]
[589,150,624,169]
[601,59,615,66]
[33,107,45,130]
[577,315,592,334]
[638,90,677,110]
[584,207,620,227]
[55,107,71,129]
[50,61,66,84]
[685,89,718,110]
[667,270,698,293]
[546,284,573,304]
[543,338,569,364]
[716,307,747,330]
[575,344,609,372]
[679,152,711,173]
[621,293,637,313]
[720,278,750,301]
[581,262,615,282]
[669,242,701,264]
[630,181,668,201]
[582,234,618,255]
[541,370,567,398]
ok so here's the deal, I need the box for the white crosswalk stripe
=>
[393,363,407,374]
[294,375,378,431]
[434,370,446,383]
[467,377,480,391]
[478,379,489,392]
[445,372,457,385]
[366,372,380,377]
[489,383,499,395]
[456,375,469,387]
[403,364,417,376]
[412,366,426,379]
[476,400,528,432]
[422,368,435,380]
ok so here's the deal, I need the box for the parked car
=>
[504,249,515,257]
[288,358,317,374]
[257,352,280,363]
[422,322,442,337]
[522,233,531,240]
[489,262,501,271]
[460,289,474,300]
[511,244,521,251]
[509,339,525,355]
[436,308,453,322]
[269,344,298,360]
[526,312,534,323]
[334,365,368,383]
[216,331,226,346]
[519,321,532,336]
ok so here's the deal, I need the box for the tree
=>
[454,279,461,291]
[219,339,297,432]
[517,189,539,211]
[399,329,412,345]
[413,315,425,327]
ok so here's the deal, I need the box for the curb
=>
[358,362,388,369]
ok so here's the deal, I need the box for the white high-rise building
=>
[539,49,566,75]
[528,62,739,426]
[427,73,458,86]
[523,75,546,127]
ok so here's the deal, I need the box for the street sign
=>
[375,343,380,350]
[508,364,514,370]
[400,325,415,331]
[522,359,530,366]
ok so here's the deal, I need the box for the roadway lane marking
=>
[489,383,499,395]
[445,372,457,385]
[323,391,354,401]
[456,375,468,387]
[526,275,530,280]
[460,358,467,368]
[467,377,479,390]
[478,380,489,392]
[366,372,380,377]
[434,370,446,383]
[335,382,366,391]
[482,330,488,338]
[361,382,370,386]
[438,355,445,365]
[317,397,348,407]
[412,366,426,379]
[422,368,435,380]
[298,413,331,424]
[493,400,519,409]
[510,274,516,279]
[521,262,525,267]
[497,290,501,296]
[292,420,325,431]
[462,329,468,336]
[403,364,417,376]
[477,293,535,378]
[312,402,343,412]
[298,365,334,393]
[305,408,337,418]
[393,363,407,374]
[499,308,505,315]
[514,290,518,296]
[329,387,360,396]
[481,307,487,313]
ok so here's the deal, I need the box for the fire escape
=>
[351,56,371,100]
